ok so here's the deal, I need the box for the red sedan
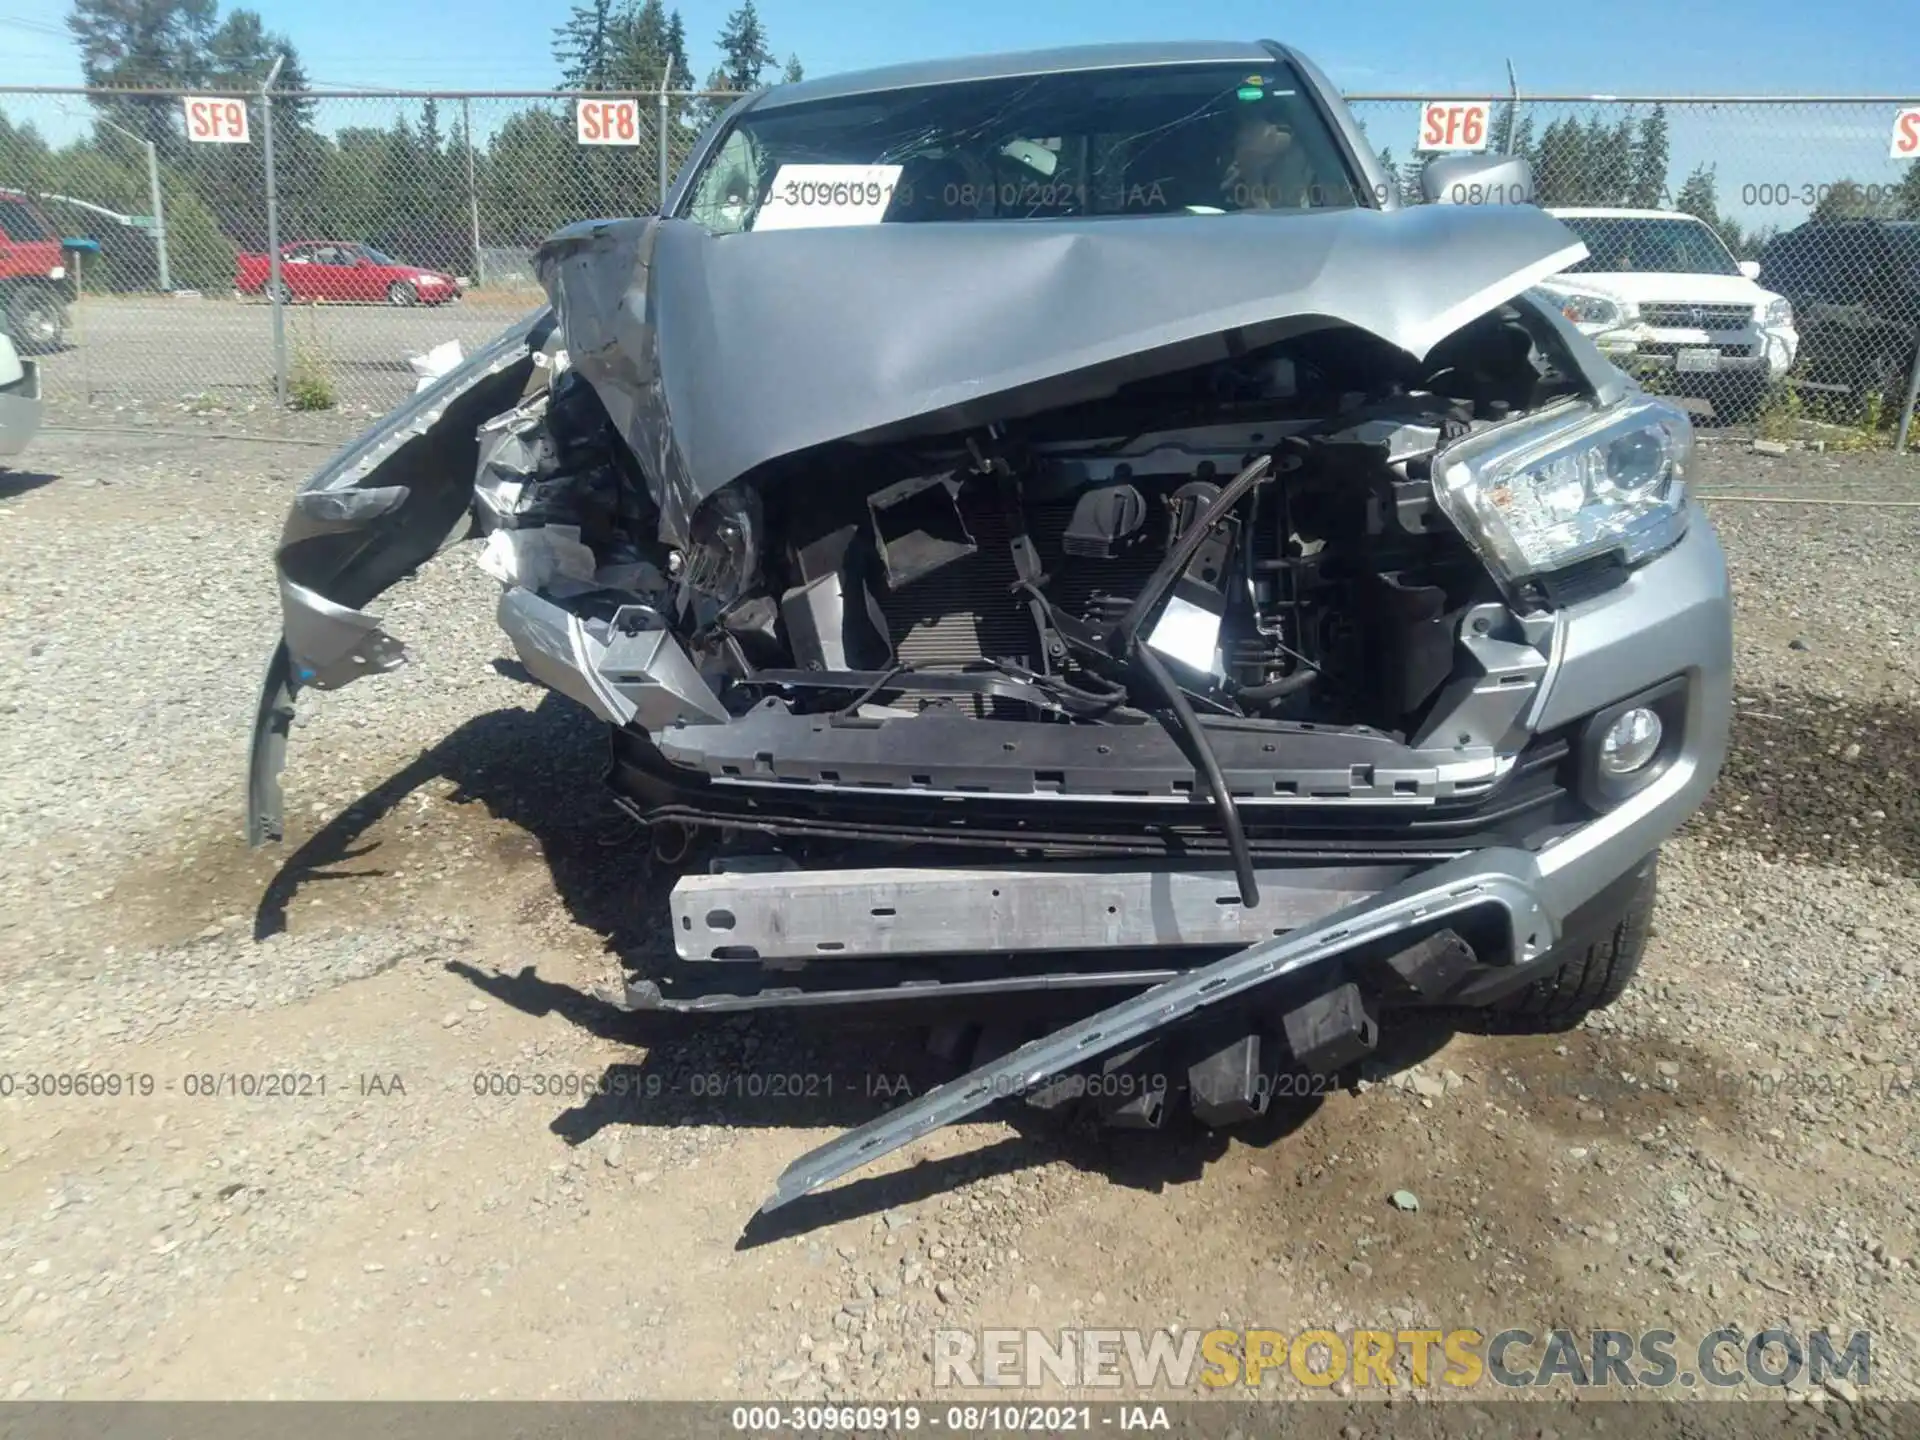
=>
[236,241,463,306]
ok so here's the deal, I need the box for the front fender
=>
[245,308,553,844]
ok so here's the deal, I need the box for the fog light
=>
[1599,707,1662,776]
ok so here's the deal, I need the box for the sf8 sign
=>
[576,97,641,146]
[183,96,251,144]
[1418,100,1491,153]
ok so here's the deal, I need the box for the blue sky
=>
[3,0,1916,96]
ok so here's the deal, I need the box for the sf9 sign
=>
[183,96,251,144]
[577,97,641,146]
[1417,100,1491,153]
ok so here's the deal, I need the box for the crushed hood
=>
[537,205,1588,543]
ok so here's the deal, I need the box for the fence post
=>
[1896,339,1920,455]
[462,96,484,288]
[261,56,288,409]
[1503,59,1520,154]
[658,61,673,212]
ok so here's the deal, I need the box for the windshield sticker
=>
[757,163,907,230]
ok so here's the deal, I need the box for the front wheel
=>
[266,278,294,306]
[387,281,417,307]
[5,286,64,353]
[1485,854,1657,1032]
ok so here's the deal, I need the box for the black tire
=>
[387,280,417,307]
[1487,854,1657,1031]
[5,286,63,353]
[266,279,294,306]
[1712,375,1769,424]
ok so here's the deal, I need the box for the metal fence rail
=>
[2,83,1917,440]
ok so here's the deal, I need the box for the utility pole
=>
[98,117,171,292]
[262,53,287,408]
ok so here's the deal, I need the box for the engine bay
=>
[471,302,1581,746]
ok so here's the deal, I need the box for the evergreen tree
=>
[1627,104,1668,209]
[713,0,775,91]
[1897,161,1920,221]
[782,53,803,84]
[553,0,617,90]
[1673,163,1719,224]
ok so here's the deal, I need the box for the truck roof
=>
[753,40,1286,112]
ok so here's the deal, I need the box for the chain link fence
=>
[3,84,1918,441]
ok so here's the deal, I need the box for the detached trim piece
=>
[760,847,1555,1211]
[672,862,1416,960]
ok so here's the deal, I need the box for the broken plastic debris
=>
[476,524,597,592]
[408,339,464,393]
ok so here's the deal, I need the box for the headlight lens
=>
[1763,297,1792,328]
[1434,398,1693,584]
[1551,291,1626,330]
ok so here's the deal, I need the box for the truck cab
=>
[0,189,71,352]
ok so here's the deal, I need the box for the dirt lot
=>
[35,294,536,425]
[1,426,1918,1416]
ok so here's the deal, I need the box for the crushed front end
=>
[247,208,1730,1210]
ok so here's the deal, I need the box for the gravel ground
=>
[1,426,1918,1419]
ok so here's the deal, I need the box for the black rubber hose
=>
[1133,641,1260,908]
[1109,451,1273,656]
[1235,668,1319,705]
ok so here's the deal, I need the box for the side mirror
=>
[1420,152,1535,207]
[1738,259,1762,281]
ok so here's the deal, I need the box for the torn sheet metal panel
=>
[535,206,1588,543]
[673,862,1416,960]
[246,310,551,846]
[759,847,1555,1211]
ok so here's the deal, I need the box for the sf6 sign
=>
[183,96,251,144]
[1891,106,1920,160]
[577,97,641,146]
[1418,100,1491,153]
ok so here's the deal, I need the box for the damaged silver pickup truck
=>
[247,41,1731,1212]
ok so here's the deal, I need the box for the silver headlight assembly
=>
[1432,397,1693,587]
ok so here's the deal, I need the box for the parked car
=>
[1535,207,1796,422]
[0,188,73,352]
[0,320,43,459]
[235,241,464,306]
[245,42,1730,1211]
[1760,220,1920,406]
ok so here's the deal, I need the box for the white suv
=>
[1537,207,1798,421]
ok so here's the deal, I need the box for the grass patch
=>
[283,307,338,412]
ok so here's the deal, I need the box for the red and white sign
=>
[183,96,250,144]
[1418,100,1491,153]
[576,97,641,147]
[1891,106,1920,160]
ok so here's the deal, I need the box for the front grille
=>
[1641,304,1755,330]
[610,725,1583,864]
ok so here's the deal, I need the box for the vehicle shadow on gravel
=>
[1695,685,1920,876]
[0,468,58,499]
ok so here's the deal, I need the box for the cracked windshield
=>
[685,62,1369,231]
